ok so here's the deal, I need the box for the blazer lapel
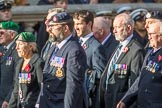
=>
[47,36,74,74]
[117,39,134,63]
[0,43,16,63]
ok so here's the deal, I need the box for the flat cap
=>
[15,32,36,42]
[96,10,113,17]
[145,11,162,20]
[116,5,132,14]
[130,8,148,21]
[0,0,12,10]
[0,21,19,31]
[48,12,73,24]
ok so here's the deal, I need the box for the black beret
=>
[48,12,73,24]
[146,11,162,20]
[0,0,12,10]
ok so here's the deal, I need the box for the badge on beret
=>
[55,68,64,78]
[53,16,57,22]
[146,12,151,18]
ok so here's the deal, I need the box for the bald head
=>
[94,17,110,31]
[93,16,111,42]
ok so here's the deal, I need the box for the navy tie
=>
[106,44,122,90]
[50,46,59,61]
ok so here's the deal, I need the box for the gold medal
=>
[55,68,64,78]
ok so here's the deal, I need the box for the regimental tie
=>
[106,44,123,90]
[50,46,59,62]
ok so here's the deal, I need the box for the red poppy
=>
[122,47,129,53]
[24,64,31,72]
[82,44,87,49]
[0,52,2,57]
[158,55,162,62]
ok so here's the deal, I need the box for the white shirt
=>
[118,34,133,59]
[57,34,72,49]
[80,32,93,46]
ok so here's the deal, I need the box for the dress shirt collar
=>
[120,34,133,49]
[80,32,93,45]
[4,40,14,50]
[57,34,72,49]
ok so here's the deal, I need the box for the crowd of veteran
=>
[8,32,44,108]
[1,0,162,108]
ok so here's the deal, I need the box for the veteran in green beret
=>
[0,21,20,108]
[8,32,44,108]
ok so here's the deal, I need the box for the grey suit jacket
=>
[83,35,107,94]
[100,38,144,108]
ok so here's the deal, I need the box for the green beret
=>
[0,21,19,32]
[15,32,36,42]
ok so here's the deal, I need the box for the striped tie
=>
[106,44,122,90]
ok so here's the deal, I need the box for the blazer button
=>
[48,97,51,100]
[47,84,50,88]
[145,89,148,93]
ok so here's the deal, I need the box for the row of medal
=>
[50,56,65,68]
[146,60,160,73]
[6,56,12,66]
[19,73,31,84]
[114,64,128,78]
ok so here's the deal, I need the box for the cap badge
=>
[53,16,57,22]
[146,12,151,18]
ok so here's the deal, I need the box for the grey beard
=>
[49,33,64,43]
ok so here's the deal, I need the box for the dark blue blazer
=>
[0,43,19,106]
[40,35,88,108]
[122,48,162,108]
[102,34,119,61]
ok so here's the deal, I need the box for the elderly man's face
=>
[48,23,65,42]
[145,18,160,31]
[0,29,13,45]
[113,18,129,42]
[147,22,162,49]
[0,9,12,21]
